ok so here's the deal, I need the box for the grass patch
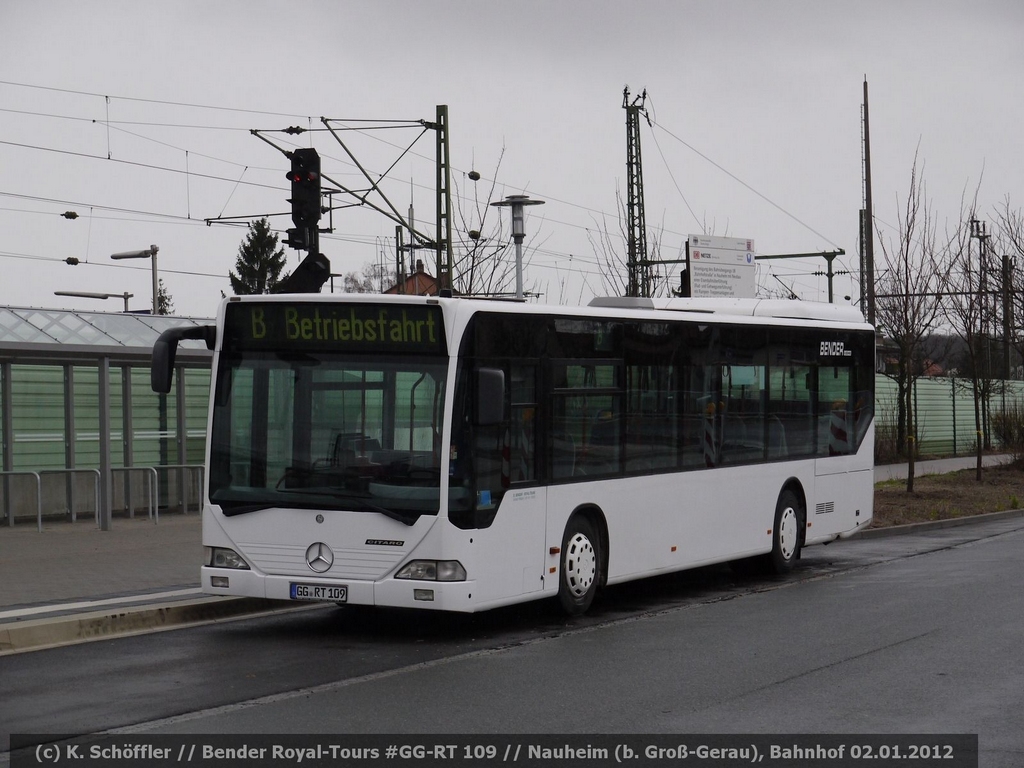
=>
[872,461,1024,528]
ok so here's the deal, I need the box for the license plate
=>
[290,583,348,602]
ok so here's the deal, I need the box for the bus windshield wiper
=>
[277,487,420,526]
[217,501,278,517]
[214,491,419,525]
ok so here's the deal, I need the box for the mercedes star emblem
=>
[305,542,334,573]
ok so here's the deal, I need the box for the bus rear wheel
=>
[558,516,601,615]
[765,489,803,574]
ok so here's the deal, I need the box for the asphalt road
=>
[3,515,1023,766]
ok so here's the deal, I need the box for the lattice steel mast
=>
[434,105,453,292]
[624,87,651,297]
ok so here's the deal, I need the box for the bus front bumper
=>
[201,567,477,612]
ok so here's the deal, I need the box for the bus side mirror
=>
[475,368,504,426]
[151,333,175,394]
[151,325,216,393]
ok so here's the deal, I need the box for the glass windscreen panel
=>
[210,302,447,520]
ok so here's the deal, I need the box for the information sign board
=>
[687,235,756,298]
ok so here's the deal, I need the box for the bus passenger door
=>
[813,360,873,536]
[503,364,546,596]
[453,363,547,603]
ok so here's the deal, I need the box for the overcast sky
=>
[2,0,1022,318]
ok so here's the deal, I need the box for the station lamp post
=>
[490,194,544,300]
[54,291,134,312]
[110,244,159,314]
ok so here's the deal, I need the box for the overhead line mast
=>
[433,105,453,293]
[246,107,453,295]
[624,87,651,298]
[861,77,876,324]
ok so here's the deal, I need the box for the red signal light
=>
[287,148,322,231]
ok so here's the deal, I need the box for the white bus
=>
[152,294,875,615]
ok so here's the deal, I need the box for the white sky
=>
[2,0,1022,318]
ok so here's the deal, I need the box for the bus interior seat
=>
[331,433,381,465]
[331,447,356,469]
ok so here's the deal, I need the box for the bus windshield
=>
[209,351,447,522]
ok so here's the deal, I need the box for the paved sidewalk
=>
[0,513,201,611]
[874,453,1012,482]
[0,512,282,655]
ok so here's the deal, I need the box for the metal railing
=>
[155,464,205,516]
[38,468,101,526]
[1,469,103,532]
[0,470,42,532]
[112,466,159,523]
[1,463,205,531]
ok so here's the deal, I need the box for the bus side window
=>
[818,365,853,456]
[549,391,580,479]
[510,365,537,483]
[587,407,620,474]
[769,363,815,458]
[624,364,677,473]
[720,364,765,464]
[550,431,576,478]
[679,365,714,469]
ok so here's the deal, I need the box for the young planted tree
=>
[873,153,948,491]
[229,218,289,295]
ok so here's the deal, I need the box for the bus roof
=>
[588,296,868,325]
[224,293,870,331]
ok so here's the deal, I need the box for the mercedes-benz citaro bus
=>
[151,294,875,616]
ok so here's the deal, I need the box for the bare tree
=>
[340,267,378,294]
[588,204,628,297]
[368,149,540,299]
[447,150,525,298]
[941,185,997,481]
[588,184,671,298]
[874,152,949,491]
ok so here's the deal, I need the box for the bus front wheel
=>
[558,516,601,615]
[766,489,803,574]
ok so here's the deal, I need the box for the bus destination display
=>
[225,302,446,354]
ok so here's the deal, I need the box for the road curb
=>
[0,596,286,656]
[854,508,1024,539]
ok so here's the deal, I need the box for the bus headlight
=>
[204,546,250,570]
[395,560,467,582]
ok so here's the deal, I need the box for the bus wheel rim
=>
[779,506,798,560]
[565,532,597,597]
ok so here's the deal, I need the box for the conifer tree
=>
[229,218,289,294]
[156,279,174,315]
